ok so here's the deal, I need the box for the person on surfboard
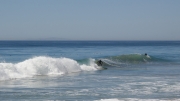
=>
[144,53,151,58]
[144,53,147,56]
[97,60,103,66]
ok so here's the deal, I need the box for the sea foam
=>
[0,56,99,81]
[95,98,180,101]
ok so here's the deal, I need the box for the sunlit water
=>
[0,41,180,101]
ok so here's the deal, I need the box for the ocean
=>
[0,41,180,101]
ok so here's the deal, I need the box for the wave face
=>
[0,56,100,81]
[98,54,167,67]
[107,54,151,62]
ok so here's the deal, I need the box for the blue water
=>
[0,41,180,101]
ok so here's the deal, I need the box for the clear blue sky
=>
[1,0,180,40]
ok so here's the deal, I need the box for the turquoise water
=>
[0,41,180,101]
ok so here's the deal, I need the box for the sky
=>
[0,0,180,40]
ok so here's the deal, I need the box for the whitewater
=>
[0,56,101,81]
[0,53,150,81]
[0,41,180,101]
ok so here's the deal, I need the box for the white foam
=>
[95,98,180,101]
[80,58,100,71]
[0,56,99,81]
[95,99,119,101]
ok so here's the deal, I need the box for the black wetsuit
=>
[98,60,103,66]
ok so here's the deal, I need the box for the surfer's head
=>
[144,53,147,56]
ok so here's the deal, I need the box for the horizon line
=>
[0,39,180,41]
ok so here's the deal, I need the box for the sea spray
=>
[0,56,99,81]
[80,58,100,71]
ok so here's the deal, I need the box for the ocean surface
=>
[0,41,180,101]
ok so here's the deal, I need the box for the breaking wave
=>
[0,56,101,81]
[0,54,170,81]
[96,53,169,67]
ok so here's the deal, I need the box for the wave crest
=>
[0,56,99,81]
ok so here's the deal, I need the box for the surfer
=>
[144,53,147,56]
[144,53,151,58]
[97,60,103,66]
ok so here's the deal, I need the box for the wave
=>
[96,53,168,67]
[0,56,102,81]
[0,54,170,81]
[106,53,151,63]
